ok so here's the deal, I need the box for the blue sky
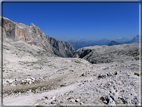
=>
[2,2,139,41]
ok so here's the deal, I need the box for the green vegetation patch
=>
[13,89,24,94]
[100,97,105,102]
[74,60,81,64]
[134,73,140,76]
[60,84,66,87]
[120,98,127,104]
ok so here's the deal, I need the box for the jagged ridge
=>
[1,17,75,57]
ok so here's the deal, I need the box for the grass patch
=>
[4,83,50,95]
[120,98,127,104]
[75,60,81,63]
[70,70,74,72]
[67,97,72,100]
[48,64,56,68]
[134,73,140,76]
[20,82,27,85]
[60,84,66,87]
[4,47,9,50]
[120,90,125,92]
[13,89,24,94]
[33,66,42,69]
[100,97,105,102]
[134,57,139,60]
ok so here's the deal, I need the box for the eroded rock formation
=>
[1,17,75,57]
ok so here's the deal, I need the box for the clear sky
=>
[2,2,139,41]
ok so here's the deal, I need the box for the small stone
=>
[110,95,115,101]
[45,96,48,99]
[15,78,17,81]
[93,74,96,76]
[81,73,85,76]
[107,72,112,77]
[114,71,117,75]
[98,74,106,79]
[50,101,56,104]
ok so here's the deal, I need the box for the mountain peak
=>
[131,35,139,42]
[30,23,36,27]
[108,41,121,46]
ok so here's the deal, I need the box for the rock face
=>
[73,42,140,64]
[49,37,75,57]
[1,17,75,57]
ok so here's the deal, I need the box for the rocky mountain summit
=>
[1,17,75,57]
[1,17,141,106]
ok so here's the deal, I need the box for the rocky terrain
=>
[1,17,141,106]
[73,42,140,64]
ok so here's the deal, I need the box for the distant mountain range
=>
[68,35,139,50]
[108,35,139,46]
[68,39,111,50]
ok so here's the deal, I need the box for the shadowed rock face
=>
[1,17,75,57]
[49,37,75,57]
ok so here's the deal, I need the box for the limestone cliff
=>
[1,17,75,57]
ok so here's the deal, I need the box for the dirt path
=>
[3,82,79,106]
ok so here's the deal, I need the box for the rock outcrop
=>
[73,42,140,64]
[49,37,75,57]
[1,17,75,57]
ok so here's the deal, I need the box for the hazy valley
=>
[1,17,141,106]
